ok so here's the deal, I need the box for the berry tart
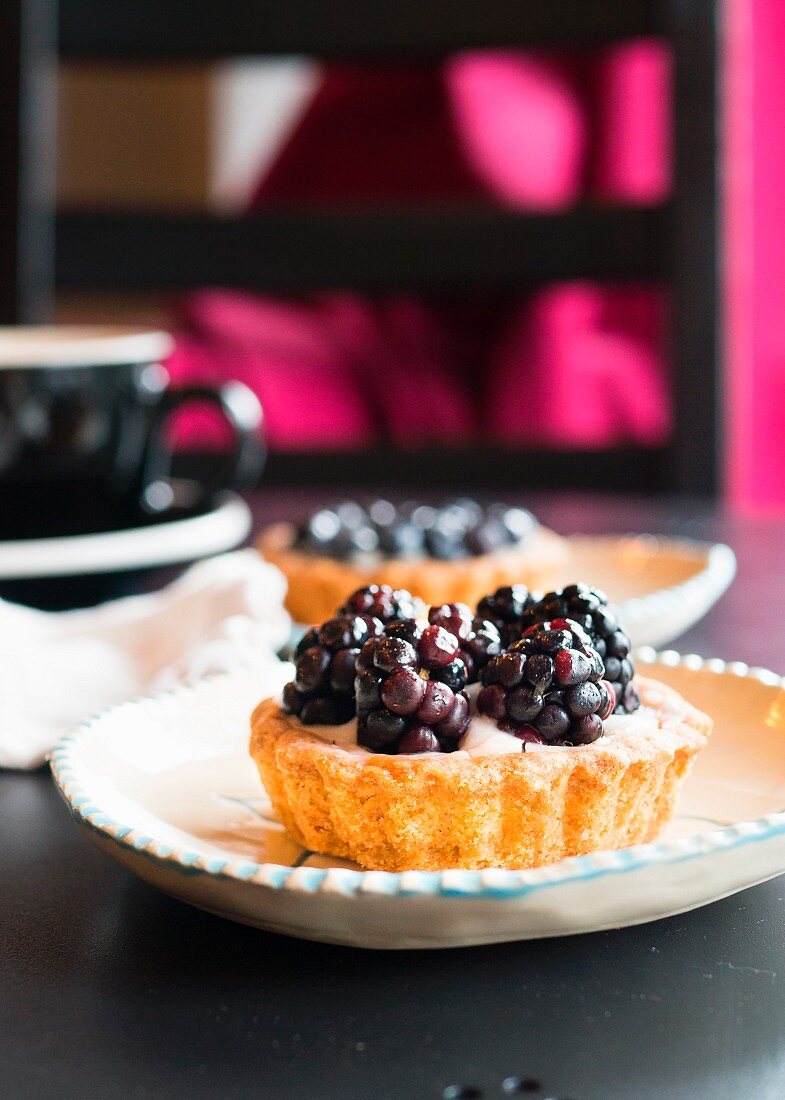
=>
[250,583,711,872]
[258,499,568,623]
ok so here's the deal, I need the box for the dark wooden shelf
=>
[3,0,720,496]
[59,0,660,60]
[244,445,668,492]
[56,205,664,292]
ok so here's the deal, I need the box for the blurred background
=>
[1,1,779,507]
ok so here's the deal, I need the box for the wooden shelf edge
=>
[177,445,668,493]
[60,0,661,60]
[56,205,665,292]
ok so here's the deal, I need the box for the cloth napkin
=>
[0,550,290,770]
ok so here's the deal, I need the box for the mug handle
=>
[140,381,265,513]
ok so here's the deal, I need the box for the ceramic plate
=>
[289,536,735,650]
[51,651,785,949]
[558,535,736,648]
[0,493,251,579]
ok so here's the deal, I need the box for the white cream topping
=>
[459,716,523,755]
[283,699,662,758]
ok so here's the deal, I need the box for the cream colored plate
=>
[289,536,735,649]
[51,652,785,949]
[560,536,736,647]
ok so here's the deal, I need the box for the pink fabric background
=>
[726,0,785,511]
[170,44,673,456]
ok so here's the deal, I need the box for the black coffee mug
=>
[0,326,265,539]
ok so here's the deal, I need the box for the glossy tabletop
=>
[3,492,785,1100]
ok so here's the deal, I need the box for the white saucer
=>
[0,493,251,579]
[51,652,785,949]
[559,535,736,648]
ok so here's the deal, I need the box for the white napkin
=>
[0,550,290,770]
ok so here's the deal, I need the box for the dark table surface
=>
[3,492,785,1100]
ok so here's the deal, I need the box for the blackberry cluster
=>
[281,581,639,754]
[476,584,541,647]
[476,583,639,714]
[528,584,639,714]
[356,620,472,754]
[478,619,616,745]
[339,583,419,623]
[282,612,384,726]
[293,499,537,562]
[426,603,502,687]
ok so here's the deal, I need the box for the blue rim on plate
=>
[49,650,785,902]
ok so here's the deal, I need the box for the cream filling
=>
[282,698,662,758]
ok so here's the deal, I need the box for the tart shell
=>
[249,676,712,872]
[258,521,570,624]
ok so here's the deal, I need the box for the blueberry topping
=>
[477,684,508,722]
[564,680,602,716]
[477,585,540,647]
[570,713,604,744]
[294,627,320,658]
[507,687,545,723]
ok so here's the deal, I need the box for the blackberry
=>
[356,616,472,755]
[293,499,539,563]
[526,584,639,714]
[431,660,468,693]
[487,504,536,543]
[282,613,382,726]
[461,617,503,676]
[373,502,425,556]
[339,584,419,624]
[478,619,615,745]
[428,602,473,641]
[465,518,509,556]
[427,603,502,684]
[476,585,540,647]
[295,505,379,559]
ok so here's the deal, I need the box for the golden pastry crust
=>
[257,521,570,624]
[249,676,712,872]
